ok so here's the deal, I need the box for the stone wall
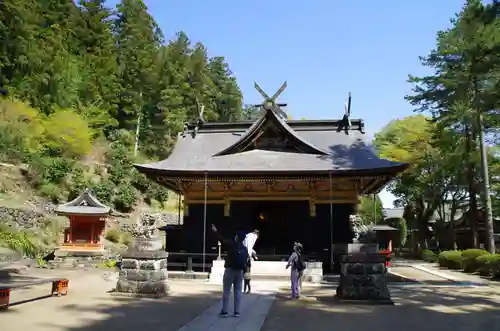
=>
[0,205,65,230]
[118,211,182,233]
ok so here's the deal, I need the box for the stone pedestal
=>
[114,237,169,297]
[332,243,379,273]
[336,253,393,305]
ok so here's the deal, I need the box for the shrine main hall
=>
[135,85,408,273]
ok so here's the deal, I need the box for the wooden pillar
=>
[69,217,73,243]
[90,221,95,244]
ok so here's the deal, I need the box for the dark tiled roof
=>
[55,189,111,216]
[135,109,408,175]
[214,107,326,156]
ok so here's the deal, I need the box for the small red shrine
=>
[55,189,111,253]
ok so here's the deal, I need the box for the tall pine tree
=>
[113,0,163,129]
[75,0,120,131]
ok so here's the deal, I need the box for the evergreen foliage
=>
[0,0,244,212]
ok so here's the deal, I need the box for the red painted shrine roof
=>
[55,189,111,216]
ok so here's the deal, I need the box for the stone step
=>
[168,271,209,280]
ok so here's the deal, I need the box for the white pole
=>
[134,114,141,157]
[202,172,208,272]
[134,91,143,157]
[329,173,334,270]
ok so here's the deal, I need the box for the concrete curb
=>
[412,264,488,285]
[388,270,419,283]
[412,264,462,282]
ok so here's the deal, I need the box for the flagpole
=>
[202,172,208,273]
[329,172,334,271]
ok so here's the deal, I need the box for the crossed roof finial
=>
[254,81,288,119]
[337,92,352,135]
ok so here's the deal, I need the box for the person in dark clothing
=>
[243,250,257,293]
[211,224,248,317]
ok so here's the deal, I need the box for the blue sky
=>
[108,0,468,207]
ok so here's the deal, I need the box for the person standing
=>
[285,242,305,299]
[243,229,259,257]
[211,224,248,317]
[243,250,257,293]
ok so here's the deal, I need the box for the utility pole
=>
[478,112,496,253]
[134,91,142,157]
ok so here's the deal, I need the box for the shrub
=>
[145,182,169,206]
[98,259,117,269]
[476,254,500,276]
[38,182,63,203]
[494,257,500,279]
[438,250,463,269]
[25,155,74,187]
[461,249,490,273]
[131,172,150,193]
[0,225,42,258]
[106,143,134,185]
[104,228,121,243]
[421,249,437,262]
[114,184,137,212]
[89,181,114,205]
[42,109,93,158]
[0,99,44,161]
[120,232,132,246]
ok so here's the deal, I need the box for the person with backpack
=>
[285,242,306,299]
[211,224,249,317]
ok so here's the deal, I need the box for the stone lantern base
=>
[336,253,393,305]
[113,238,169,297]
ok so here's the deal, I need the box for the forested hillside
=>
[0,0,245,212]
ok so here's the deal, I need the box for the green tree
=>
[358,195,384,225]
[187,43,216,121]
[207,56,243,122]
[373,115,463,249]
[406,0,500,250]
[144,32,191,157]
[0,0,244,213]
[42,110,93,158]
[0,99,45,161]
[75,0,120,131]
[0,0,42,89]
[113,0,162,129]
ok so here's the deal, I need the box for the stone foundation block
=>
[116,279,169,295]
[121,259,139,269]
[119,269,168,282]
[336,253,393,304]
[139,259,166,270]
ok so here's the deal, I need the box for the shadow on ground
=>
[0,275,222,331]
[262,286,500,331]
[47,292,220,331]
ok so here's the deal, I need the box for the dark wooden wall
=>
[167,201,353,273]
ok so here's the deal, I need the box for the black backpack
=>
[295,253,306,272]
[229,245,249,270]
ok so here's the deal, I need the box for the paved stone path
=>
[177,282,279,331]
[2,267,500,331]
[262,284,500,331]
